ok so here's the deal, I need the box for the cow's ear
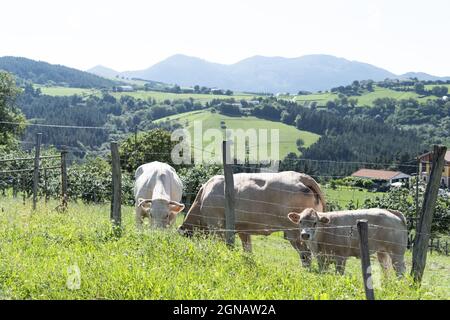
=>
[169,201,185,214]
[288,212,301,225]
[318,215,330,224]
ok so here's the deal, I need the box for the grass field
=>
[110,90,257,103]
[323,186,383,208]
[35,85,100,97]
[0,197,448,299]
[156,109,321,160]
[35,84,445,107]
[279,85,439,107]
[34,85,258,103]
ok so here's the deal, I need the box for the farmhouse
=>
[418,150,450,188]
[351,168,410,186]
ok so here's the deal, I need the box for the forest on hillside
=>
[14,84,432,175]
[0,57,116,88]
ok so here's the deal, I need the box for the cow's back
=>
[316,209,407,256]
[197,172,325,234]
[134,161,182,201]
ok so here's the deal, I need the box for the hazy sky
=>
[1,0,449,75]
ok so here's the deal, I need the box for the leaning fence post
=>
[357,219,375,300]
[32,133,42,210]
[110,142,122,229]
[44,168,48,203]
[222,139,235,247]
[412,145,447,283]
[61,148,68,211]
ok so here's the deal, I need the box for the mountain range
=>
[88,54,450,93]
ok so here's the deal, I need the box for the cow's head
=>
[287,208,330,241]
[138,198,185,228]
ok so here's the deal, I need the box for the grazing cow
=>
[134,161,184,229]
[287,208,407,275]
[178,171,326,267]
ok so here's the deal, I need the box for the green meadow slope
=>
[156,109,321,160]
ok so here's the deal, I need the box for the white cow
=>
[134,161,184,228]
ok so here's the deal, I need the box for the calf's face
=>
[138,198,184,228]
[288,208,330,241]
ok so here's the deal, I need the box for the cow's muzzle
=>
[301,233,310,240]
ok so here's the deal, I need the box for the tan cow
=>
[178,171,326,267]
[287,208,407,275]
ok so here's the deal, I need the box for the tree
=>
[119,128,180,173]
[296,138,305,152]
[414,82,425,94]
[0,71,25,151]
[431,86,448,97]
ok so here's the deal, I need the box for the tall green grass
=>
[0,197,447,299]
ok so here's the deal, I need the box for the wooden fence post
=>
[61,148,68,211]
[44,168,48,203]
[22,175,26,205]
[222,139,235,247]
[134,125,138,153]
[412,145,447,283]
[110,142,122,229]
[12,176,17,198]
[357,219,375,300]
[32,133,42,210]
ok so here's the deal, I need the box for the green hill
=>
[156,109,320,161]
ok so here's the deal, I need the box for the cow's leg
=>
[135,206,145,230]
[376,251,391,272]
[238,233,252,252]
[289,239,311,268]
[390,252,406,277]
[317,255,330,273]
[334,256,347,275]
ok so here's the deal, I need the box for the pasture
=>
[110,90,256,103]
[33,85,259,103]
[323,186,383,208]
[280,86,438,107]
[0,197,448,299]
[35,85,100,97]
[156,109,321,159]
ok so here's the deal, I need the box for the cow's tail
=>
[299,174,327,212]
[387,209,407,226]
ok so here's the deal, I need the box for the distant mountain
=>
[116,54,397,93]
[0,56,116,88]
[400,72,450,82]
[88,65,120,79]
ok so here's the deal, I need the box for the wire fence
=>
[1,133,449,263]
